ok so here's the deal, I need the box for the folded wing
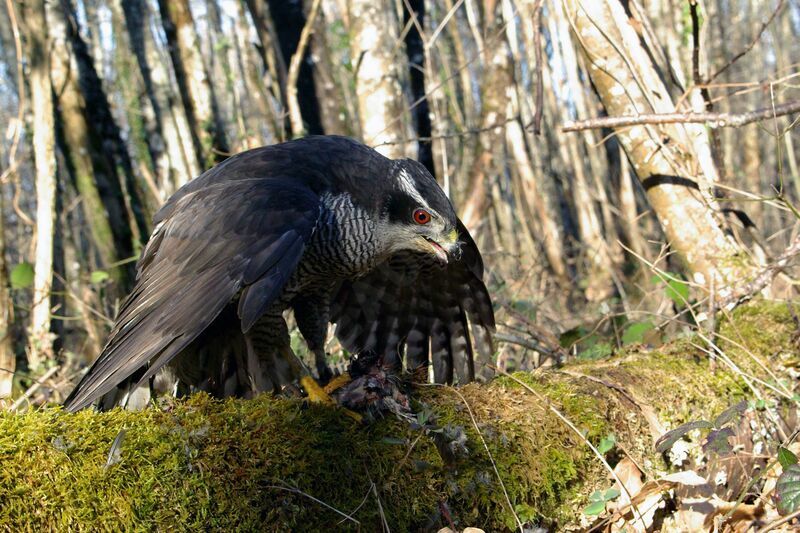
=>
[64,179,319,411]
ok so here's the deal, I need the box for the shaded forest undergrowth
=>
[1,300,798,531]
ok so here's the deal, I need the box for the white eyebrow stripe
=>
[397,168,431,210]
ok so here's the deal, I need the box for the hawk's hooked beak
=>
[419,228,459,264]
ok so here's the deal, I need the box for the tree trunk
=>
[346,0,415,158]
[158,0,229,168]
[48,0,136,292]
[0,191,14,400]
[233,1,282,145]
[563,0,758,301]
[2,301,793,531]
[245,0,289,139]
[109,0,162,216]
[22,0,57,368]
[121,0,201,191]
[308,0,350,136]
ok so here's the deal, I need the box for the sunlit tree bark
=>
[121,0,200,191]
[48,0,137,291]
[563,0,758,300]
[233,1,281,144]
[346,0,415,158]
[309,0,350,136]
[22,0,57,367]
[245,0,288,137]
[158,0,229,167]
[0,189,14,399]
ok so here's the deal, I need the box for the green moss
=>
[1,300,796,530]
[718,300,797,369]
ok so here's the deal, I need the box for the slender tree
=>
[48,0,139,291]
[158,0,229,167]
[121,0,200,190]
[22,0,57,367]
[563,0,760,300]
[0,185,14,399]
[346,0,415,158]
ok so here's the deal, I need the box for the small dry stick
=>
[562,100,800,132]
[9,365,61,412]
[264,482,360,526]
[755,507,800,533]
[286,0,322,137]
[717,233,800,310]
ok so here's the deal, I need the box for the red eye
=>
[413,209,431,225]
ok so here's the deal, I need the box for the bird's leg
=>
[323,373,352,394]
[292,295,335,383]
[300,374,361,422]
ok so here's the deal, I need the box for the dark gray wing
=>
[330,220,494,384]
[64,179,319,411]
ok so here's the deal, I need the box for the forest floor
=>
[1,300,799,532]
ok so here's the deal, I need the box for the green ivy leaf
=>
[776,464,800,515]
[597,434,616,454]
[779,447,799,469]
[578,341,613,361]
[10,262,34,289]
[90,270,110,284]
[652,273,690,307]
[583,500,606,516]
[603,488,621,501]
[622,321,655,345]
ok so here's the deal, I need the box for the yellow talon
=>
[300,375,362,422]
[323,372,352,394]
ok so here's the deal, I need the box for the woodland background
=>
[0,0,798,406]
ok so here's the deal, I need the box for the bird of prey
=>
[64,136,495,412]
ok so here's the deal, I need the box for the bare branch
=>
[561,100,800,132]
[707,0,786,84]
[718,233,800,311]
[286,0,322,138]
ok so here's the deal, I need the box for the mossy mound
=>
[1,300,796,531]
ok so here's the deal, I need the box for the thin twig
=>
[494,331,564,361]
[286,0,322,138]
[373,115,522,147]
[264,482,360,526]
[562,100,800,132]
[717,234,800,310]
[707,0,786,84]
[755,503,800,532]
[9,365,60,412]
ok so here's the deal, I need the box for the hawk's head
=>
[382,159,460,264]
